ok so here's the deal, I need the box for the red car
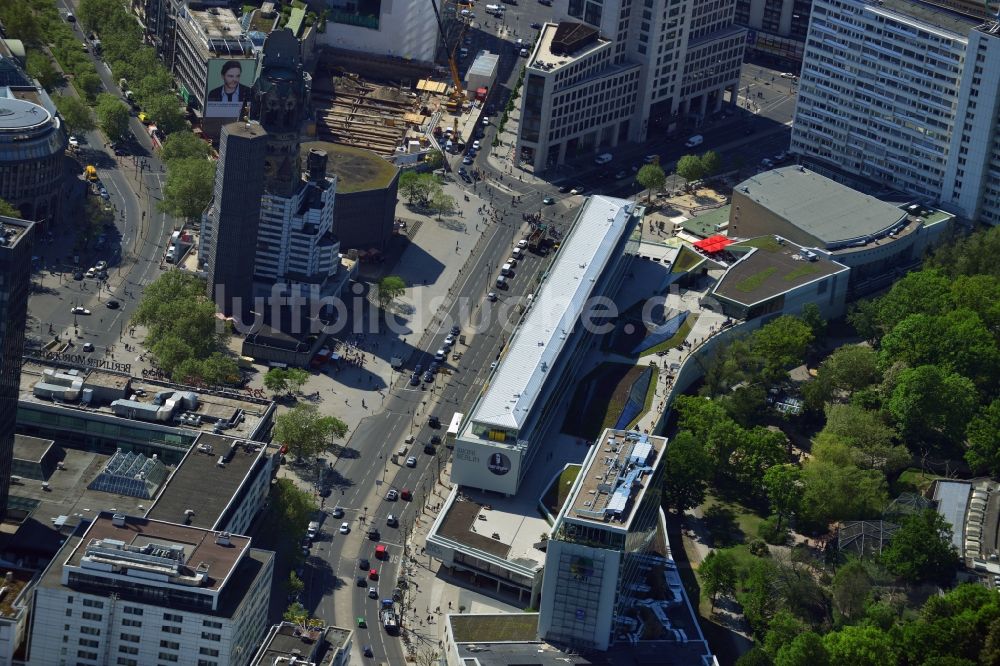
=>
[401,488,412,501]
[369,568,379,580]
[375,544,387,560]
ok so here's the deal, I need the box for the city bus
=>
[445,412,463,449]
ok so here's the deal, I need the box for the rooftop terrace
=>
[713,237,849,307]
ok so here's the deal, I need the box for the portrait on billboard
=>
[205,58,256,118]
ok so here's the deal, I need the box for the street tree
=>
[662,431,710,512]
[698,549,737,611]
[763,464,802,529]
[283,602,309,625]
[881,509,959,585]
[263,369,289,394]
[288,571,304,597]
[675,154,706,181]
[0,2,40,43]
[95,93,130,141]
[143,93,187,134]
[399,171,434,206]
[636,163,666,202]
[159,131,211,163]
[377,275,407,310]
[285,368,309,394]
[55,94,95,134]
[700,150,723,177]
[159,158,216,223]
[26,51,60,90]
[131,271,222,375]
[0,198,19,219]
[198,352,239,386]
[430,190,456,220]
[273,403,348,462]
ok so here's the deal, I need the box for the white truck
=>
[381,609,399,634]
[684,134,704,148]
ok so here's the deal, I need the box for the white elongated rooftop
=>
[470,195,635,432]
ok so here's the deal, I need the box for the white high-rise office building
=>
[516,0,747,171]
[29,512,273,666]
[791,0,1000,224]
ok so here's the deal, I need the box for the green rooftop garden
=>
[450,614,540,642]
[734,267,777,293]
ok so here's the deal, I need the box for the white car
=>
[339,522,350,534]
[406,456,417,468]
[68,136,79,148]
[570,186,585,195]
[71,306,91,315]
[780,72,796,78]
[487,291,498,302]
[472,140,481,150]
[386,488,398,501]
[444,334,456,346]
[369,586,378,599]
[517,239,528,248]
[85,268,96,278]
[95,260,107,271]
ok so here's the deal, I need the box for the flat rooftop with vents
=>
[564,431,666,530]
[145,433,273,530]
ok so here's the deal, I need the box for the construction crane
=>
[428,0,465,113]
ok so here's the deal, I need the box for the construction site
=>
[309,0,483,157]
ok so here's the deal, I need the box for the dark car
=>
[430,434,442,445]
[531,21,542,29]
[73,271,84,281]
[424,443,436,454]
[368,528,380,541]
[356,576,367,587]
[451,325,461,336]
[114,146,128,156]
[422,370,434,383]
[409,373,420,386]
[429,415,441,428]
[106,299,120,309]
[359,558,370,570]
[429,361,441,374]
[363,645,374,658]
[558,184,571,193]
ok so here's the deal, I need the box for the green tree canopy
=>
[928,225,1000,280]
[822,625,898,666]
[399,171,439,206]
[700,150,723,177]
[159,131,211,163]
[798,457,887,531]
[0,198,20,219]
[699,549,738,611]
[285,368,309,394]
[818,403,907,473]
[663,431,710,512]
[675,154,706,181]
[880,509,959,585]
[831,559,871,623]
[763,464,802,528]
[55,94,95,134]
[273,404,348,461]
[26,51,60,89]
[636,163,666,201]
[159,158,216,223]
[887,364,978,455]
[965,399,1000,475]
[130,271,223,379]
[377,275,407,310]
[263,368,289,394]
[95,93,130,141]
[143,93,186,134]
[775,632,829,666]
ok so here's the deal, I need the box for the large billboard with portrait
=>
[204,57,257,119]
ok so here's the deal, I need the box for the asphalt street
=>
[28,0,173,362]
